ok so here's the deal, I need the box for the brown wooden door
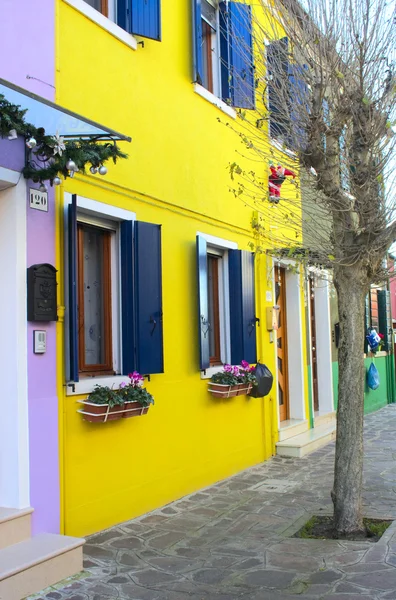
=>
[309,279,319,412]
[275,267,289,421]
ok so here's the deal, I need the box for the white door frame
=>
[0,179,30,508]
[311,271,334,415]
[273,260,306,425]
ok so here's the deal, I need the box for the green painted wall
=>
[332,356,391,415]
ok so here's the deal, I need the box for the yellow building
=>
[55,0,310,537]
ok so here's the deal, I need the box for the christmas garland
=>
[0,93,128,187]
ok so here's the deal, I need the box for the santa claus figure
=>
[269,164,296,202]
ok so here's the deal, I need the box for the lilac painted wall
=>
[27,185,59,535]
[0,1,55,99]
[1,1,59,534]
[0,138,25,172]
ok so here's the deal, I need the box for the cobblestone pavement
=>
[32,405,396,600]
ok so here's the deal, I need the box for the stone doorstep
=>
[0,507,33,550]
[276,421,337,458]
[278,419,309,441]
[0,533,84,600]
[314,411,337,428]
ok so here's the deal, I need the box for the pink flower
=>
[119,381,127,389]
[232,366,240,376]
[129,371,144,382]
[224,364,232,373]
[241,360,250,369]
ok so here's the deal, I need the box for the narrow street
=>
[32,405,396,600]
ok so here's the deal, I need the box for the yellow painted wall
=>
[55,0,307,537]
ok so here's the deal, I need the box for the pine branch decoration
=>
[0,93,128,185]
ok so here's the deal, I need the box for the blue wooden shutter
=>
[68,194,79,382]
[196,235,210,370]
[192,0,204,84]
[117,0,129,31]
[288,63,309,149]
[229,250,257,364]
[134,222,164,374]
[117,0,161,40]
[378,290,391,351]
[131,0,161,41]
[121,220,136,375]
[267,37,289,139]
[220,2,254,109]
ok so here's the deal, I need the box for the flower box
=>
[77,400,150,423]
[77,371,154,423]
[123,401,150,418]
[208,383,253,398]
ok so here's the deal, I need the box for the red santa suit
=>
[269,165,296,198]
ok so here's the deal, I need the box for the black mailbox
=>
[27,263,58,322]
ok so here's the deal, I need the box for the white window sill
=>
[201,366,224,380]
[270,138,297,159]
[66,375,130,396]
[63,0,137,50]
[194,84,236,120]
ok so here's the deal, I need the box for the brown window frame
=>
[84,0,108,16]
[202,19,214,94]
[77,223,113,376]
[208,254,222,366]
[370,288,379,330]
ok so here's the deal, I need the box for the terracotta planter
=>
[208,383,253,398]
[123,401,150,418]
[77,400,150,423]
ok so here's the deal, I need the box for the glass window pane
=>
[84,0,102,11]
[201,20,212,92]
[202,0,217,29]
[279,384,284,406]
[83,227,105,365]
[208,256,216,358]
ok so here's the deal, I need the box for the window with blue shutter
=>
[134,222,164,374]
[339,127,350,191]
[197,235,210,370]
[67,194,79,383]
[83,0,161,40]
[196,238,257,370]
[192,0,204,85]
[288,63,309,149]
[220,2,255,109]
[228,250,257,364]
[192,0,254,108]
[66,200,164,383]
[121,220,135,375]
[267,37,289,140]
[130,0,161,41]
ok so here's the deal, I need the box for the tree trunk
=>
[332,267,367,536]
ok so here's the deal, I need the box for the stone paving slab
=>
[29,405,396,600]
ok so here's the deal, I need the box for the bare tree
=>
[223,0,396,535]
